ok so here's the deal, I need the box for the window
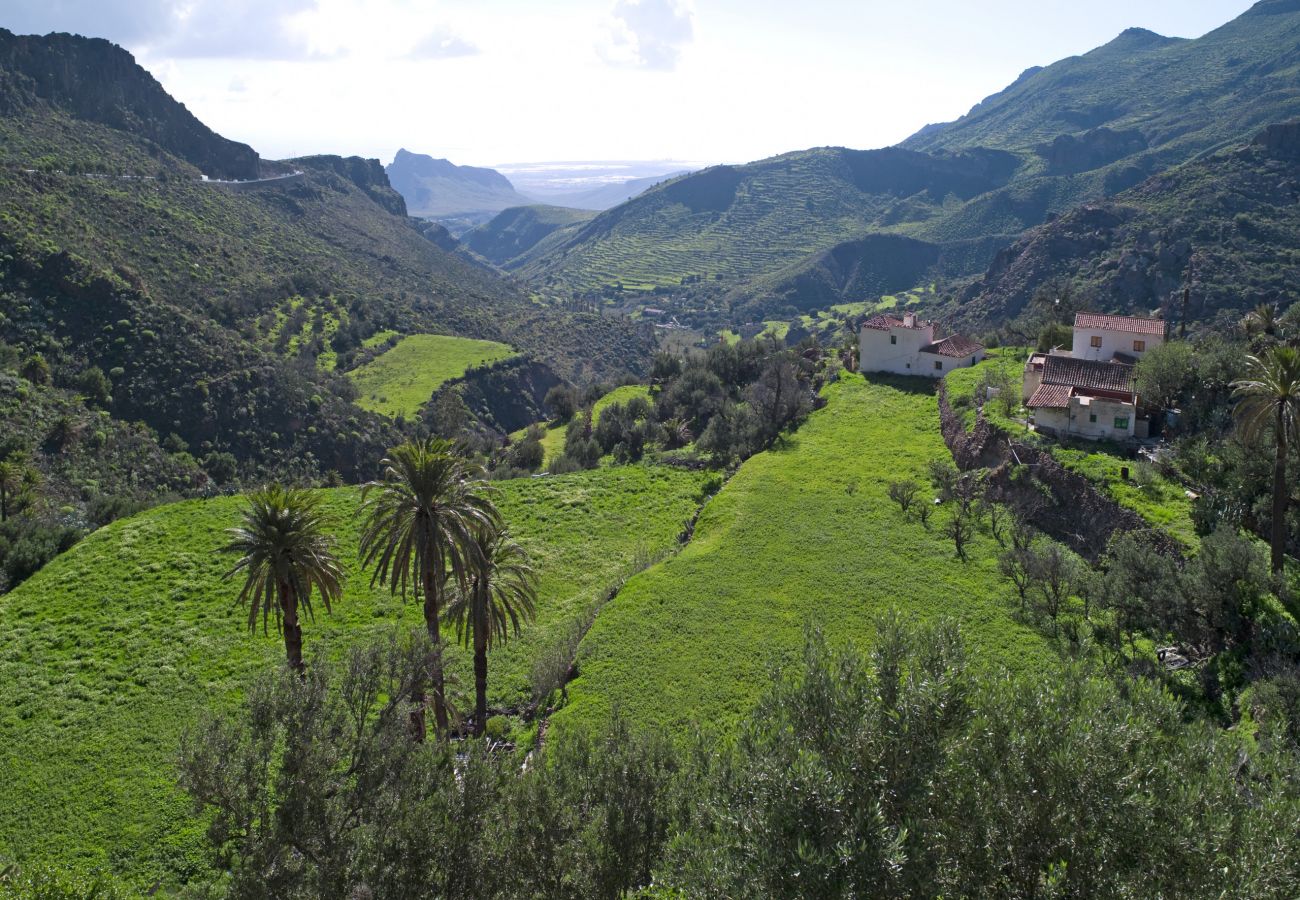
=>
[1090,335,1102,348]
[1089,413,1097,423]
[1114,416,1129,430]
[934,360,943,370]
[1133,340,1145,352]
[890,335,897,345]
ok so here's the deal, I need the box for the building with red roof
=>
[858,312,984,378]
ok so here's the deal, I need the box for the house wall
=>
[859,324,934,376]
[1033,407,1072,436]
[921,349,982,376]
[1071,326,1164,362]
[1022,364,1043,402]
[1034,396,1137,440]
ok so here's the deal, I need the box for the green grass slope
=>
[0,465,708,883]
[348,333,518,418]
[555,375,1049,735]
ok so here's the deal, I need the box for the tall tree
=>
[359,437,499,734]
[444,526,538,734]
[223,486,344,672]
[1231,346,1300,573]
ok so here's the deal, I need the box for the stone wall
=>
[937,381,1181,562]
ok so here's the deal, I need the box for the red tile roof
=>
[921,334,984,358]
[862,314,928,331]
[1028,384,1073,408]
[1041,355,1135,394]
[1074,313,1166,336]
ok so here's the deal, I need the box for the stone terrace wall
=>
[936,381,1182,562]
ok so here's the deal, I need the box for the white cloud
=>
[596,0,694,71]
[1,0,335,60]
[406,25,478,60]
[151,0,333,60]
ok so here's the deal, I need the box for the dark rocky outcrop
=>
[1036,127,1149,175]
[293,155,408,217]
[1253,119,1300,158]
[0,28,264,179]
[431,357,563,435]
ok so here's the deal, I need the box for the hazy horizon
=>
[2,0,1259,169]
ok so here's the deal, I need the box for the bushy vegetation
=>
[165,618,1300,898]
[0,465,707,884]
[551,337,822,475]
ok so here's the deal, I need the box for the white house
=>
[1026,355,1142,440]
[859,313,984,378]
[1024,312,1164,441]
[1071,313,1166,363]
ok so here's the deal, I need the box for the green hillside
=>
[516,147,1021,295]
[349,334,518,418]
[514,1,1300,327]
[0,28,656,503]
[0,464,708,883]
[556,375,1049,734]
[463,204,597,269]
[906,2,1300,167]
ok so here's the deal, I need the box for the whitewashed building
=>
[1071,313,1166,363]
[859,313,984,378]
[1024,312,1164,441]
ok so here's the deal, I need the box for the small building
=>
[859,313,984,378]
[1022,311,1165,442]
[1071,313,1166,363]
[1026,355,1144,440]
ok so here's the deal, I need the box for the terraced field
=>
[518,150,911,293]
[348,333,517,418]
[0,465,708,883]
[555,374,1049,734]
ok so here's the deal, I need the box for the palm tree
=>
[223,486,344,672]
[1231,346,1300,574]
[358,437,500,734]
[444,526,538,735]
[1241,302,1281,340]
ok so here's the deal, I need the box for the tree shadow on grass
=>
[861,372,941,396]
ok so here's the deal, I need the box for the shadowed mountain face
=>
[385,149,531,218]
[949,120,1300,334]
[462,205,598,269]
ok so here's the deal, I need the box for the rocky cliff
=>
[0,28,264,179]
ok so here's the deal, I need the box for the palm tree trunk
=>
[423,565,450,734]
[474,613,489,735]
[280,582,305,673]
[1272,405,1288,574]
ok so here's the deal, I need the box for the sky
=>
[2,0,1259,169]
